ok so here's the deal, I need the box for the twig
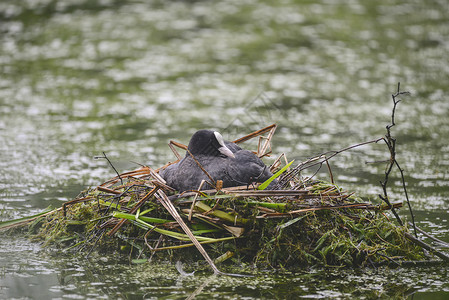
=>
[97,186,122,195]
[95,152,123,186]
[83,228,107,258]
[232,123,277,144]
[279,138,383,186]
[63,196,94,217]
[395,159,416,236]
[404,232,449,262]
[227,190,308,197]
[144,228,156,250]
[186,149,217,189]
[409,222,449,248]
[257,124,276,158]
[270,152,288,173]
[168,140,186,160]
[324,157,334,184]
[257,202,392,218]
[99,166,152,188]
[149,234,164,263]
[378,83,414,229]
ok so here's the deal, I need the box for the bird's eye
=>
[214,131,225,146]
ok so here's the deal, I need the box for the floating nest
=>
[3,123,434,271]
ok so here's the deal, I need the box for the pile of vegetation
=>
[2,85,447,274]
[2,166,422,269]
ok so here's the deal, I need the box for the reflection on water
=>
[1,239,447,299]
[1,0,448,298]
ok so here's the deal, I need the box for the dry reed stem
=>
[186,148,217,190]
[189,180,207,221]
[409,222,449,248]
[154,190,225,275]
[270,152,289,174]
[405,232,449,262]
[168,140,187,160]
[97,186,122,195]
[232,123,276,144]
[257,201,403,218]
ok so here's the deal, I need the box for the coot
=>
[160,130,275,192]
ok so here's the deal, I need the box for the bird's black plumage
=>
[160,130,275,192]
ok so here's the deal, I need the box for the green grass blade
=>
[192,229,222,235]
[112,211,172,224]
[277,215,308,230]
[0,206,56,230]
[112,211,215,242]
[258,160,295,190]
[246,201,287,211]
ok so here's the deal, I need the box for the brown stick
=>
[404,232,449,262]
[257,124,276,158]
[257,202,403,218]
[378,83,412,227]
[408,222,449,248]
[232,124,277,144]
[227,190,308,197]
[97,186,122,195]
[168,140,187,160]
[63,196,94,216]
[186,148,216,189]
[324,157,335,185]
[100,167,152,188]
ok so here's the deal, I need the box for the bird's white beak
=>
[218,145,235,158]
[214,131,235,158]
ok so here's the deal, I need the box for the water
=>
[1,0,448,298]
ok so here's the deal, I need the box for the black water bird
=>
[160,130,275,192]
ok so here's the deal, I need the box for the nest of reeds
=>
[13,123,427,271]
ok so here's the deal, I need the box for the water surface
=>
[1,0,448,298]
